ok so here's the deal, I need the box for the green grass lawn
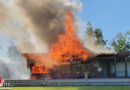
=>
[1,86,130,90]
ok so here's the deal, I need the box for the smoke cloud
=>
[0,2,7,26]
[0,59,30,80]
[0,45,30,80]
[0,0,82,53]
[83,31,114,54]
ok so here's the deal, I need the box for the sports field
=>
[1,86,130,90]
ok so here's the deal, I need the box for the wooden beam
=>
[125,57,128,78]
[114,57,117,78]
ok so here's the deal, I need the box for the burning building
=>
[21,51,130,79]
[21,53,88,79]
[21,12,91,79]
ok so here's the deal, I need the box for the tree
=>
[94,28,107,45]
[86,22,94,37]
[86,22,107,46]
[111,31,130,52]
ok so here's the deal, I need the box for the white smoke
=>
[0,45,30,80]
[83,37,114,54]
[0,59,30,80]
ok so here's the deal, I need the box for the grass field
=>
[1,86,130,90]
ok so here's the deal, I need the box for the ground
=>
[1,86,130,90]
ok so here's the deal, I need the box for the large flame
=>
[22,12,89,74]
[48,12,88,65]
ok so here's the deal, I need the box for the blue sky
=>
[78,0,130,45]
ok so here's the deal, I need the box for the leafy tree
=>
[111,31,130,52]
[86,22,107,46]
[94,28,107,45]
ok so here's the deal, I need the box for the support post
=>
[125,57,128,78]
[90,59,93,78]
[114,57,117,78]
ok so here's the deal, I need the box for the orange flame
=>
[48,12,88,64]
[22,12,89,74]
[32,63,49,74]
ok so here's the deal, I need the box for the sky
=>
[78,0,130,45]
